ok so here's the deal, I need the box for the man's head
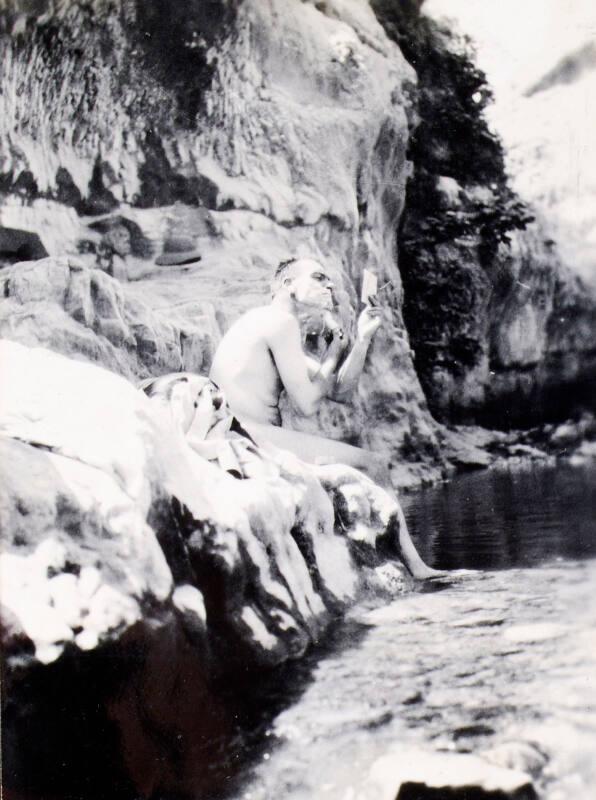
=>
[271,257,336,310]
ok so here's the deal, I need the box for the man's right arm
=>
[267,312,342,417]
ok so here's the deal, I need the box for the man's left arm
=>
[333,305,382,399]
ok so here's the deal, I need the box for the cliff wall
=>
[2,1,594,467]
[2,0,595,466]
[372,1,596,428]
[0,8,434,791]
[0,0,448,483]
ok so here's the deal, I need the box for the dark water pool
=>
[403,460,596,571]
[229,461,596,800]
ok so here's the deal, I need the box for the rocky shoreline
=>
[0,331,418,797]
[1,317,593,798]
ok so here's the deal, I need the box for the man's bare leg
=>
[242,420,442,579]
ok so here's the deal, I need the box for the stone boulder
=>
[364,746,538,800]
[0,257,219,380]
[0,337,409,669]
[0,338,409,797]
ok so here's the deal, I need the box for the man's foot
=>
[410,566,448,581]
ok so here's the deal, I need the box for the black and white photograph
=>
[1,1,595,798]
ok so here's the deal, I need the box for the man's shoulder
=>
[244,304,298,334]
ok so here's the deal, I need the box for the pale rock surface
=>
[0,338,408,672]
[482,741,549,780]
[0,257,219,379]
[1,337,414,795]
[499,52,596,288]
[363,746,537,800]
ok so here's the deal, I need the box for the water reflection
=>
[403,462,596,570]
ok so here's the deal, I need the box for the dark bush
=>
[372,1,535,418]
[372,0,533,253]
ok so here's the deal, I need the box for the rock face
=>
[365,746,538,800]
[0,257,219,379]
[372,2,596,428]
[501,41,596,289]
[0,0,444,479]
[0,338,409,798]
[1,0,595,455]
[401,211,596,427]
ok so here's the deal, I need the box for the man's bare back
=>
[211,258,378,426]
[210,306,287,425]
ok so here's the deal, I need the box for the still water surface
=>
[229,461,596,800]
[408,461,596,569]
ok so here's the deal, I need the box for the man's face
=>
[288,259,335,310]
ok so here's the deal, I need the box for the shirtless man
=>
[210,257,439,578]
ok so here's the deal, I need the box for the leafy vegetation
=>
[373,0,533,254]
[372,1,535,419]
